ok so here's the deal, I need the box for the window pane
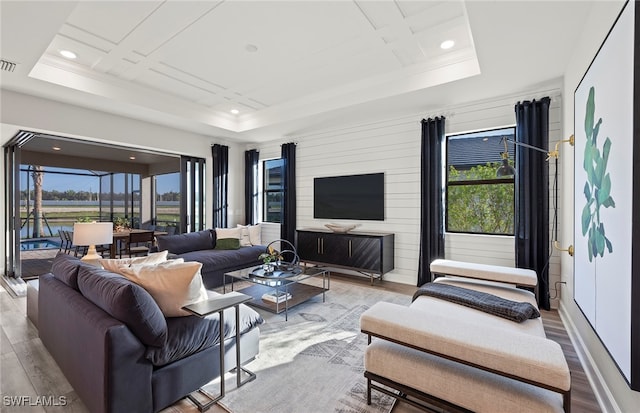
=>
[447,128,515,181]
[265,159,284,190]
[263,159,284,223]
[446,127,515,235]
[447,182,514,234]
[155,173,180,228]
[265,191,282,223]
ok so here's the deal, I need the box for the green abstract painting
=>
[581,86,615,262]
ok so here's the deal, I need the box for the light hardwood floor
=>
[0,274,601,413]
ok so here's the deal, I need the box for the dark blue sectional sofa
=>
[39,253,263,413]
[155,229,265,289]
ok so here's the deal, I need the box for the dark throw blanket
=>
[413,283,540,323]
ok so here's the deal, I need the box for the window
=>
[446,127,515,235]
[263,159,284,223]
[154,172,180,229]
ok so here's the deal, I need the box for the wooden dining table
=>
[109,229,168,258]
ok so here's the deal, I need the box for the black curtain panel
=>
[280,142,297,251]
[417,117,446,286]
[244,149,259,225]
[515,97,550,310]
[211,144,229,228]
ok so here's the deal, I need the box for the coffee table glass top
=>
[226,265,325,287]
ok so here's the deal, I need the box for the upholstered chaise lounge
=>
[360,259,571,413]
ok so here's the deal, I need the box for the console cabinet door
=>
[320,233,349,265]
[345,236,381,272]
[297,232,348,264]
[297,231,323,262]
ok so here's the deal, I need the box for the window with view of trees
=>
[446,127,516,235]
[263,159,284,223]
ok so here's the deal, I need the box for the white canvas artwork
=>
[573,0,635,384]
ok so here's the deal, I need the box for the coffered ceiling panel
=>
[1,1,596,142]
[25,0,478,134]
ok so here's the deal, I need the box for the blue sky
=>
[20,166,179,194]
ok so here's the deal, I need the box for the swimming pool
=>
[20,239,61,250]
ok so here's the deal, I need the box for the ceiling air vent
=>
[1,59,18,72]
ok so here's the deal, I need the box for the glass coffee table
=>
[224,265,329,321]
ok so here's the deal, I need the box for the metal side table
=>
[182,292,256,411]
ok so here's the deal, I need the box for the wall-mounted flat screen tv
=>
[314,173,384,221]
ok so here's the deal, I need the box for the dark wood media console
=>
[296,229,394,284]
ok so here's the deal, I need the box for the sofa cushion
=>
[51,252,83,290]
[156,230,214,254]
[77,266,167,347]
[145,291,263,366]
[101,250,169,272]
[178,245,265,272]
[118,260,208,317]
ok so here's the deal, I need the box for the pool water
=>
[20,240,61,250]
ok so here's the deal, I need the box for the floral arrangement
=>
[258,245,283,265]
[113,217,131,232]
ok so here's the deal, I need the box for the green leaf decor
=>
[581,86,615,262]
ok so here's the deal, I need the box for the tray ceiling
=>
[1,1,596,142]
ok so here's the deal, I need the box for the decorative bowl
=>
[325,223,357,233]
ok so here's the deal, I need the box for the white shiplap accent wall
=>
[253,87,566,307]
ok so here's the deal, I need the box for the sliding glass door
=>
[3,131,36,278]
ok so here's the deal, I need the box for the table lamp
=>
[73,222,113,266]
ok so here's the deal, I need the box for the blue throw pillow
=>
[156,230,214,254]
[51,252,83,290]
[77,266,168,347]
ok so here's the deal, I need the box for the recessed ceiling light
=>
[230,109,240,115]
[440,40,455,50]
[52,146,61,151]
[245,44,258,53]
[482,137,489,142]
[129,156,136,160]
[60,50,77,59]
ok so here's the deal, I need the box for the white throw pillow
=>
[248,224,262,246]
[118,260,208,317]
[236,225,252,247]
[216,227,241,242]
[237,224,262,246]
[101,250,168,272]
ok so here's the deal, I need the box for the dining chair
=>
[120,230,154,258]
[63,230,79,255]
[58,231,68,253]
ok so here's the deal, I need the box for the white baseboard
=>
[558,304,620,412]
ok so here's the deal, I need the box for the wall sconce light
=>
[73,222,113,266]
[496,135,576,256]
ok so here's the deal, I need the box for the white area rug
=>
[210,277,412,413]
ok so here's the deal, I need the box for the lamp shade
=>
[73,222,113,246]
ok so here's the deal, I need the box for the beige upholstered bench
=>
[360,260,571,413]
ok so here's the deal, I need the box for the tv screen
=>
[314,173,384,221]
